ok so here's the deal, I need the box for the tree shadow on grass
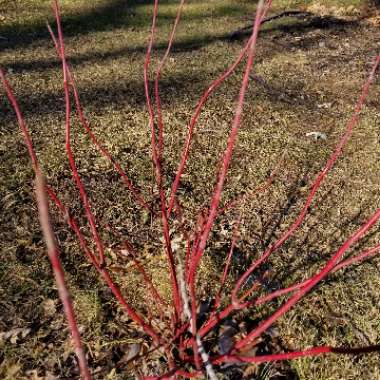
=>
[2,11,362,74]
[1,0,150,50]
[239,159,380,299]
[0,69,215,118]
[198,155,380,374]
[0,0,253,52]
[0,10,367,127]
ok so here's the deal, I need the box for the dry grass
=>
[1,0,380,378]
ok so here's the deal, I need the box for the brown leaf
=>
[243,363,259,378]
[118,343,141,364]
[1,327,31,344]
[42,299,57,318]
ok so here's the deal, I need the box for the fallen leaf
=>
[42,299,57,318]
[306,131,327,141]
[0,327,31,344]
[118,343,141,364]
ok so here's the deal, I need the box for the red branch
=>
[255,241,380,305]
[167,38,250,216]
[144,0,182,323]
[185,0,270,370]
[186,1,269,340]
[46,23,151,212]
[104,224,169,318]
[52,0,106,267]
[35,172,92,380]
[47,189,162,343]
[146,343,380,379]
[154,0,186,161]
[182,238,380,349]
[0,69,39,171]
[214,344,380,365]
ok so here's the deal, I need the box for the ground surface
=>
[1,0,380,379]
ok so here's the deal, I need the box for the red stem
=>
[186,0,268,320]
[213,214,242,311]
[4,0,379,375]
[49,190,162,343]
[146,343,380,379]
[182,238,380,350]
[185,2,269,369]
[182,51,380,345]
[0,69,39,171]
[166,38,251,217]
[35,173,92,380]
[214,344,380,365]
[144,0,182,323]
[217,150,285,217]
[333,241,380,271]
[46,23,151,212]
[53,0,106,267]
[154,0,186,161]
